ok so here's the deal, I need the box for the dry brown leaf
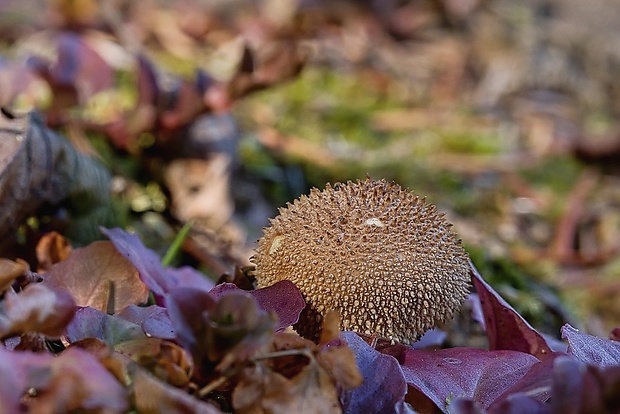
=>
[115,338,193,387]
[132,368,223,414]
[0,258,28,292]
[43,241,149,314]
[233,359,342,414]
[318,310,341,345]
[36,231,72,272]
[316,346,363,390]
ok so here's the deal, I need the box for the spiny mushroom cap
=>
[252,178,471,344]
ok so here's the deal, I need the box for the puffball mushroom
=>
[252,178,471,344]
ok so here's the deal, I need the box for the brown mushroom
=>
[251,178,470,344]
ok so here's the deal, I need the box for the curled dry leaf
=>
[115,337,193,387]
[131,367,223,414]
[43,240,149,314]
[0,283,76,339]
[316,345,363,391]
[35,231,72,272]
[233,359,342,414]
[0,258,28,293]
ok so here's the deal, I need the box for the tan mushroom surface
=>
[252,178,471,344]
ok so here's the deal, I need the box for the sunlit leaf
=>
[43,241,149,314]
[35,231,72,272]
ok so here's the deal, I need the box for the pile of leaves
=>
[1,227,619,413]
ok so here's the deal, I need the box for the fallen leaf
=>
[43,240,149,314]
[562,324,620,367]
[115,337,193,387]
[0,112,111,240]
[117,304,176,339]
[233,359,342,414]
[0,258,28,292]
[35,231,72,272]
[210,281,305,332]
[316,346,363,391]
[470,261,552,358]
[400,347,540,411]
[0,284,76,339]
[132,367,223,414]
[22,346,129,414]
[102,227,215,304]
[341,332,413,414]
[210,291,276,371]
[66,306,146,346]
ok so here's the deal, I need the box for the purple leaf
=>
[66,307,146,346]
[490,353,561,409]
[210,281,305,331]
[117,305,176,340]
[412,328,447,349]
[25,346,129,413]
[53,32,113,98]
[400,347,539,412]
[165,287,216,354]
[102,227,214,305]
[488,394,549,414]
[0,345,33,413]
[562,324,620,367]
[167,266,215,292]
[341,332,414,414]
[470,261,552,358]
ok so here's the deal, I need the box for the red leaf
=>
[470,261,552,358]
[400,347,539,412]
[209,281,305,331]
